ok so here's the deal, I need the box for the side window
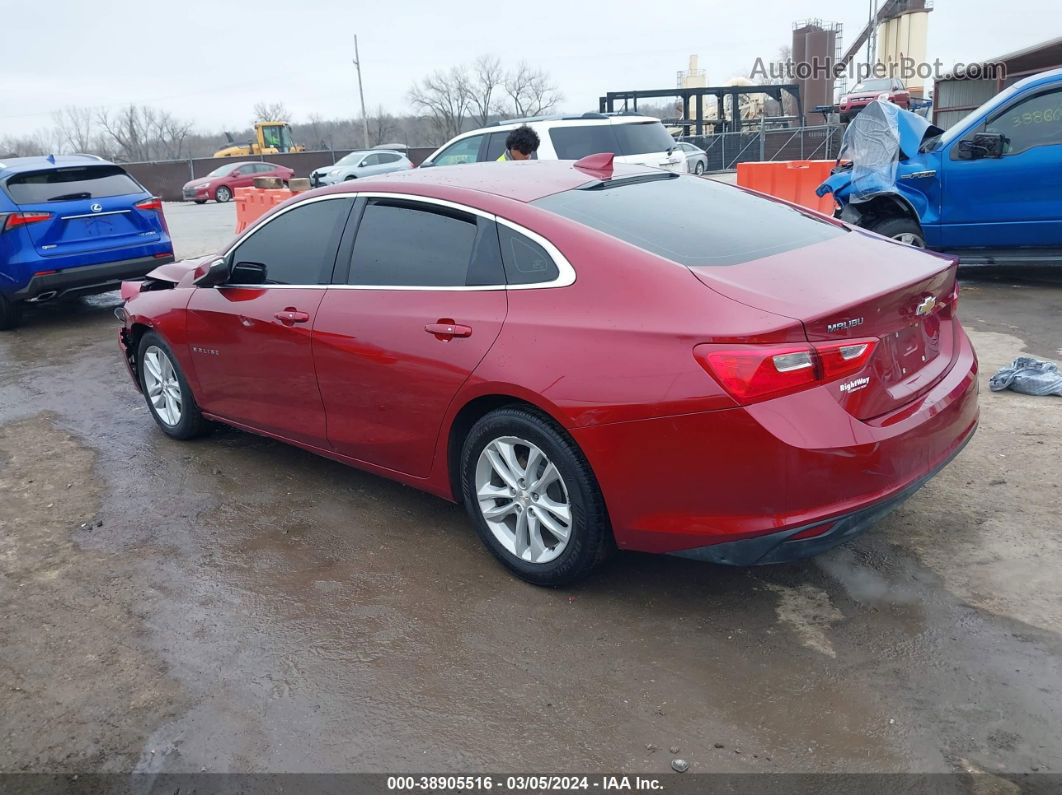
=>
[485,132,509,161]
[983,89,1062,155]
[347,200,482,287]
[361,153,382,166]
[379,153,401,164]
[230,198,352,285]
[432,135,484,166]
[255,163,274,173]
[498,224,559,285]
[237,165,256,175]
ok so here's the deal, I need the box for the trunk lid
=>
[691,231,959,420]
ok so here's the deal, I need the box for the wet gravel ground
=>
[1,214,1060,776]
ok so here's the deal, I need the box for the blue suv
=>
[0,154,173,329]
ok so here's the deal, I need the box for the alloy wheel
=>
[216,186,232,202]
[475,436,572,565]
[894,232,925,247]
[143,345,183,426]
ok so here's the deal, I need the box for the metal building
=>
[933,36,1062,129]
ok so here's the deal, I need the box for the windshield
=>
[533,174,843,266]
[336,152,364,166]
[207,164,234,177]
[851,79,892,93]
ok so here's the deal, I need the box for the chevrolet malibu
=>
[117,157,978,586]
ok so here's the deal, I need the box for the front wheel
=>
[461,407,612,586]
[0,294,22,330]
[869,217,926,248]
[137,331,210,440]
[215,185,232,203]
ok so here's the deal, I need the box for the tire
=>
[194,199,207,205]
[694,161,705,175]
[343,175,356,181]
[215,185,232,203]
[136,331,210,440]
[460,406,612,586]
[0,294,22,331]
[868,216,926,248]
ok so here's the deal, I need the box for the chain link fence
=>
[680,124,844,172]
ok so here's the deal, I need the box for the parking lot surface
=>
[1,220,1060,775]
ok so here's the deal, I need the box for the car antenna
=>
[573,152,614,177]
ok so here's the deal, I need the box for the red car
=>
[839,78,911,123]
[181,161,295,204]
[118,158,978,586]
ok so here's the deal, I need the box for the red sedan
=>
[181,161,295,204]
[118,158,978,585]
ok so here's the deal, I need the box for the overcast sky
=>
[1,0,1055,138]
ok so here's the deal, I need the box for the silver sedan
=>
[674,141,708,175]
[310,149,413,186]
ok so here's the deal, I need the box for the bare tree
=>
[97,105,149,162]
[96,104,194,162]
[52,106,96,153]
[409,66,471,140]
[0,130,56,157]
[369,105,396,147]
[253,101,292,122]
[503,62,562,118]
[468,54,505,127]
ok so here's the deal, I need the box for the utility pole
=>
[353,35,369,149]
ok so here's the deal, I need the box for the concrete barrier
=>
[735,160,836,214]
[235,188,298,234]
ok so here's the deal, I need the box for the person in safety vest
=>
[497,125,540,161]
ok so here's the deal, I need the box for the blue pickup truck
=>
[817,68,1062,265]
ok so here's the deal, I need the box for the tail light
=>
[2,211,52,232]
[695,338,878,403]
[135,196,169,234]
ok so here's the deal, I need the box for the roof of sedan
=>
[348,160,661,203]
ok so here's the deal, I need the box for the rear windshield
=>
[533,175,845,266]
[5,165,142,204]
[549,121,675,160]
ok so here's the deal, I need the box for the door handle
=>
[275,308,310,324]
[425,321,472,340]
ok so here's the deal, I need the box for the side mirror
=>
[230,261,267,285]
[194,257,230,287]
[958,132,1006,160]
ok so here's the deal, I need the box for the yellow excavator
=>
[214,121,305,157]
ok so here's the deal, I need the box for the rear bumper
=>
[11,254,174,301]
[672,426,974,565]
[572,327,979,556]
